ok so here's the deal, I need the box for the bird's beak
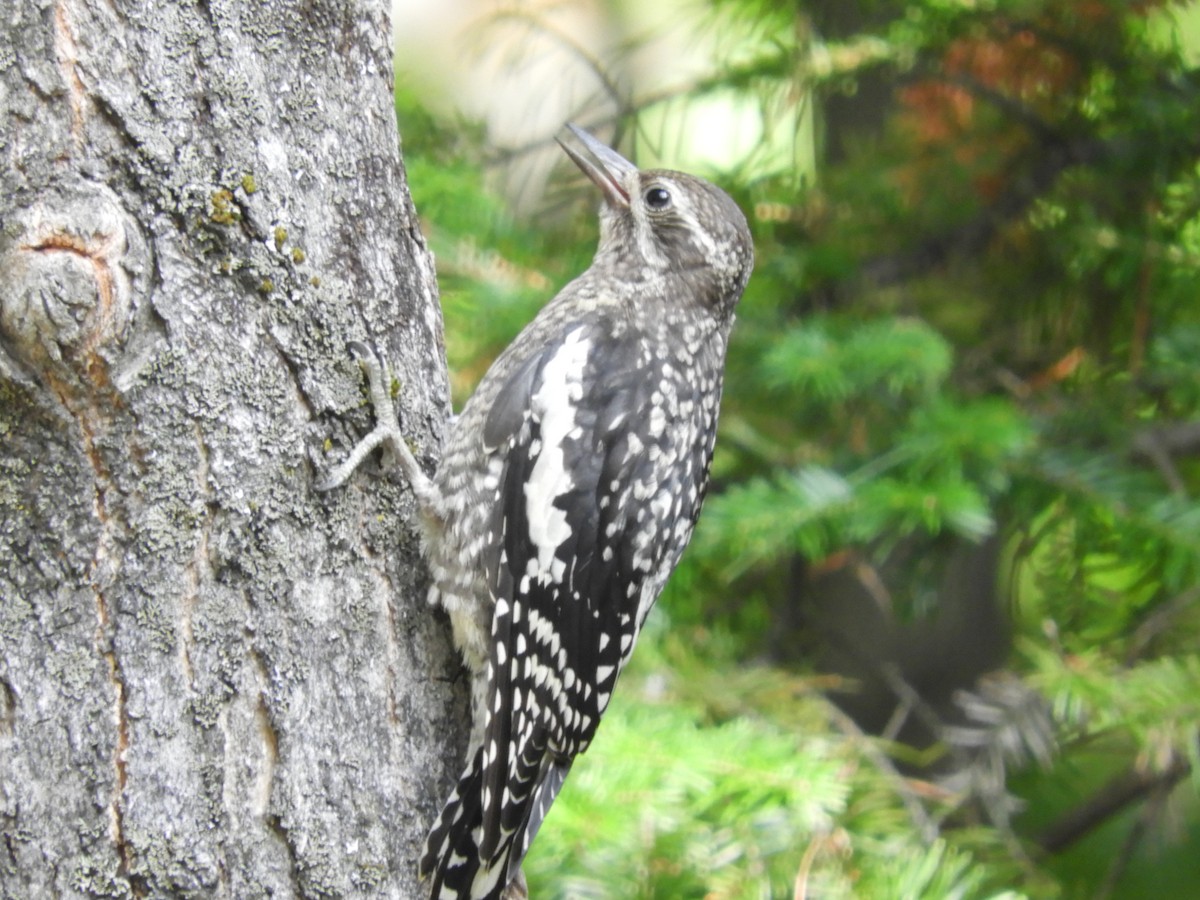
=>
[557,124,637,210]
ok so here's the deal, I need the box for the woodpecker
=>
[322,124,753,900]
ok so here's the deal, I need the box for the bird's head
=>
[557,124,754,319]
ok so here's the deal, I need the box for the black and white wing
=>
[422,318,713,899]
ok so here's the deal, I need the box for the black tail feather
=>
[421,746,573,900]
[421,746,515,900]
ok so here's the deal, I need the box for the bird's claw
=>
[316,341,403,492]
[347,339,376,368]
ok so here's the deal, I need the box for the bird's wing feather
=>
[474,316,706,883]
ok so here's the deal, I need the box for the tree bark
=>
[0,2,463,897]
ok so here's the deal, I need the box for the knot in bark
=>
[1,179,148,396]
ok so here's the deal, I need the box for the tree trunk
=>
[0,2,464,897]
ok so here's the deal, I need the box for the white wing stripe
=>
[523,327,592,585]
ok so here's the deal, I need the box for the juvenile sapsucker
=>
[323,124,753,899]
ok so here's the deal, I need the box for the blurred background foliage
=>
[395,0,1200,895]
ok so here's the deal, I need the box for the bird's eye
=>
[644,186,672,210]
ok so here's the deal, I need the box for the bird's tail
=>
[419,744,572,900]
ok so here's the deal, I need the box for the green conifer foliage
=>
[397,2,1200,892]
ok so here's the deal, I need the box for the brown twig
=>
[1124,586,1200,666]
[1131,421,1200,496]
[1095,758,1181,900]
[824,700,941,844]
[1034,753,1192,856]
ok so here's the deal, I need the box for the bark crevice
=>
[1,3,458,896]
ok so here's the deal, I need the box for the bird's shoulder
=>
[472,303,648,450]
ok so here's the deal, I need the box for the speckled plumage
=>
[323,125,752,900]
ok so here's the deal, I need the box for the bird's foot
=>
[317,342,434,503]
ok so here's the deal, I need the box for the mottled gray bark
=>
[0,2,464,897]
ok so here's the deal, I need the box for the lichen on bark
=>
[0,2,461,896]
